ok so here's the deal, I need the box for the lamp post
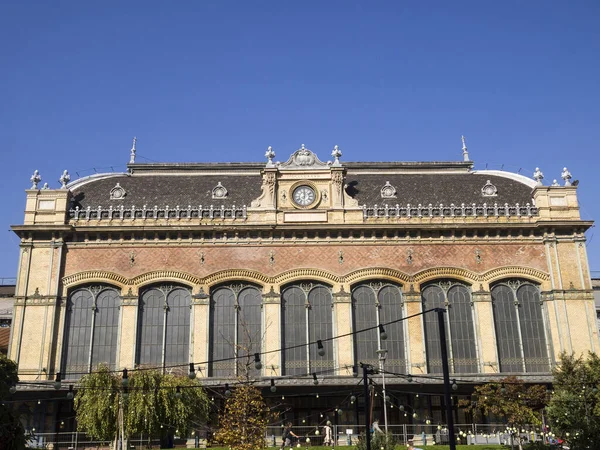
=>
[377,349,389,433]
[436,308,456,450]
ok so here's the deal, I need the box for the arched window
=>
[136,285,191,368]
[209,283,262,377]
[491,280,549,373]
[351,282,406,373]
[282,282,333,376]
[422,281,478,374]
[62,285,120,378]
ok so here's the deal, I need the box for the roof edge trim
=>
[471,169,537,189]
[67,172,129,190]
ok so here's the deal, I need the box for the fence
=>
[30,423,545,449]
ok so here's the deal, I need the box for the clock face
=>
[293,185,316,206]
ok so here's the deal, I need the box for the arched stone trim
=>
[131,270,200,288]
[203,269,269,287]
[414,267,480,285]
[274,268,341,286]
[344,267,411,286]
[483,266,549,285]
[62,271,129,289]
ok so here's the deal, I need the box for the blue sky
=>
[1,1,598,279]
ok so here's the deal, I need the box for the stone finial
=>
[561,167,572,186]
[552,179,560,186]
[129,137,137,164]
[42,183,49,190]
[533,167,544,186]
[59,170,70,189]
[461,135,470,161]
[30,170,41,189]
[331,145,342,166]
[265,146,275,167]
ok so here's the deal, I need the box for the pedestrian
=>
[281,422,299,450]
[372,418,384,434]
[323,420,333,447]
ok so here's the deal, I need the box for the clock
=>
[292,185,316,207]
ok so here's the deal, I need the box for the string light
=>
[452,380,458,391]
[379,324,387,340]
[9,384,16,394]
[254,353,262,370]
[122,368,129,387]
[175,386,182,399]
[53,373,61,390]
[224,383,231,397]
[66,385,74,400]
[312,373,319,385]
[188,363,196,379]
[317,340,325,357]
[270,379,277,393]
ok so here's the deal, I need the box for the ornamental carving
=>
[278,145,330,169]
[212,182,228,199]
[381,181,397,199]
[481,180,498,197]
[110,183,126,200]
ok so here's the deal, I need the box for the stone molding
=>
[61,265,551,295]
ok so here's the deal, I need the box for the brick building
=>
[8,143,597,435]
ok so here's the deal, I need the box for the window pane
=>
[447,285,478,373]
[62,288,94,378]
[165,287,191,366]
[352,285,378,368]
[91,288,120,370]
[379,285,406,373]
[237,286,262,377]
[491,284,523,372]
[210,287,236,377]
[308,286,334,372]
[422,285,446,374]
[282,286,307,376]
[137,288,164,367]
[518,284,549,372]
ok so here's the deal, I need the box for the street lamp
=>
[376,349,389,433]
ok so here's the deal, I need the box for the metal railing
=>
[69,204,248,221]
[362,202,538,219]
[30,423,548,449]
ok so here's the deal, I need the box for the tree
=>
[0,354,27,450]
[546,352,600,450]
[74,366,210,448]
[214,382,274,450]
[73,364,121,442]
[459,376,547,450]
[125,369,210,447]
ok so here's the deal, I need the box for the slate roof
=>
[346,172,534,206]
[69,162,535,210]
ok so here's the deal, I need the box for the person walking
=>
[281,422,299,450]
[323,420,334,447]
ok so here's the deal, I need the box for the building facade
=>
[8,144,597,434]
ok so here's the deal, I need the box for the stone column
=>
[262,286,281,376]
[332,285,353,376]
[471,284,498,374]
[119,287,139,369]
[191,287,210,376]
[404,284,425,375]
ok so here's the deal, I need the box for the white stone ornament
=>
[30,170,41,189]
[331,145,342,166]
[110,183,127,200]
[59,170,70,189]
[561,167,572,186]
[212,182,228,199]
[481,180,497,197]
[533,167,544,185]
[129,137,137,164]
[265,146,276,167]
[552,179,560,186]
[381,181,397,199]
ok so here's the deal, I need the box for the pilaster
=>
[404,285,425,375]
[332,285,352,375]
[119,287,139,369]
[471,285,498,374]
[192,286,210,376]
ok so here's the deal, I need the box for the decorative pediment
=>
[278,144,331,170]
